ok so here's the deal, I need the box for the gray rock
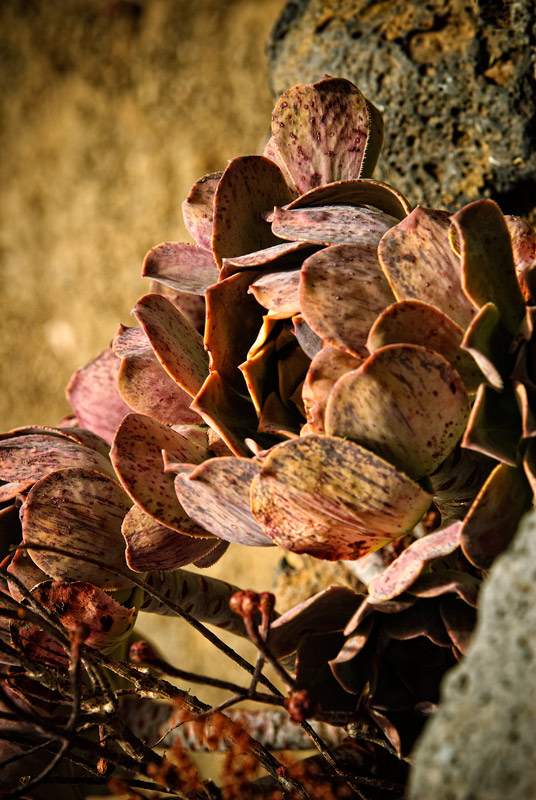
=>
[268,0,536,222]
[407,508,536,800]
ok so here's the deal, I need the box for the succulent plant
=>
[2,74,536,797]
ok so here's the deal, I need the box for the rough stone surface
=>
[268,0,536,221]
[0,0,283,430]
[408,508,536,800]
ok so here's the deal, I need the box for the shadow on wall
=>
[0,0,284,430]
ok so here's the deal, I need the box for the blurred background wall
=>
[0,0,284,431]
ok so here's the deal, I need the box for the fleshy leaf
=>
[122,504,216,573]
[142,242,219,295]
[302,346,364,433]
[461,302,512,390]
[380,599,451,647]
[249,269,301,319]
[0,433,116,483]
[409,570,479,607]
[460,462,532,569]
[111,413,207,532]
[429,444,494,519]
[220,241,319,281]
[262,134,299,196]
[452,199,525,336]
[65,348,131,445]
[367,300,483,393]
[33,580,137,653]
[506,214,536,303]
[205,270,264,390]
[439,595,477,654]
[212,155,293,267]
[285,178,411,220]
[251,435,432,560]
[271,204,397,247]
[300,244,395,356]
[21,467,133,590]
[269,586,363,658]
[132,293,209,397]
[462,382,522,465]
[271,76,383,192]
[191,371,268,457]
[7,547,49,602]
[292,314,323,358]
[368,524,462,603]
[378,207,477,330]
[174,457,272,546]
[326,344,470,480]
[181,171,222,251]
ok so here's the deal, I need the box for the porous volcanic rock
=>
[268,0,536,220]
[408,508,536,800]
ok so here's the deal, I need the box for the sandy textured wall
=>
[0,0,284,430]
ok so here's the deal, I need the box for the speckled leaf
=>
[118,350,201,426]
[142,242,219,295]
[460,462,532,569]
[148,281,206,333]
[140,569,246,637]
[381,599,451,647]
[429,444,494,519]
[262,134,299,196]
[7,547,49,602]
[65,348,131,445]
[326,344,470,479]
[251,435,432,560]
[181,171,222,251]
[191,371,267,457]
[21,467,133,589]
[269,586,363,658]
[33,580,137,653]
[302,346,363,433]
[452,200,524,336]
[462,382,522,465]
[271,204,397,247]
[258,390,304,435]
[249,269,301,319]
[506,214,536,302]
[292,314,323,358]
[368,524,462,603]
[300,244,395,356]
[122,503,215,573]
[0,433,115,483]
[271,77,383,192]
[367,300,483,393]
[175,457,272,546]
[285,178,411,220]
[205,270,264,390]
[132,293,209,397]
[378,207,477,330]
[111,412,207,531]
[439,595,477,655]
[212,156,293,267]
[193,539,230,568]
[461,302,512,390]
[220,241,319,281]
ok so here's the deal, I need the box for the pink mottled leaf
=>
[251,435,432,561]
[368,300,483,393]
[132,293,209,397]
[212,156,293,267]
[292,314,323,358]
[300,244,395,356]
[122,504,216,573]
[271,204,397,247]
[326,344,470,479]
[65,348,131,445]
[111,412,208,532]
[285,178,411,220]
[142,242,219,295]
[506,214,536,302]
[262,134,299,196]
[175,457,272,546]
[0,433,116,483]
[181,171,222,251]
[378,207,477,330]
[7,547,49,602]
[367,524,462,603]
[271,76,383,192]
[302,346,363,433]
[21,467,133,590]
[249,269,301,319]
[409,570,480,607]
[220,241,319,281]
